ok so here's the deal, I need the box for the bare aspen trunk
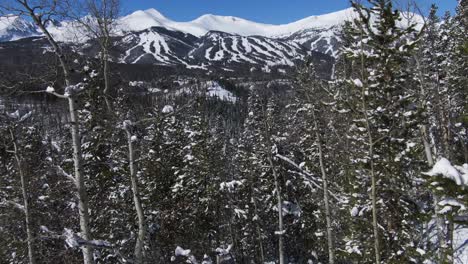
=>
[414,56,435,167]
[369,135,380,264]
[421,126,449,262]
[358,89,380,263]
[447,214,454,264]
[102,49,112,112]
[69,98,94,264]
[421,126,434,166]
[414,55,451,263]
[268,156,285,264]
[124,127,146,264]
[360,76,380,264]
[20,4,94,264]
[311,111,335,264]
[358,29,380,263]
[10,130,36,264]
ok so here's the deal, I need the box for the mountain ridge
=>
[119,7,356,38]
[0,8,356,43]
[0,7,422,74]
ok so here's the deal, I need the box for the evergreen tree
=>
[337,1,423,262]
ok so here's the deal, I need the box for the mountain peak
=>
[143,8,169,20]
[0,15,39,42]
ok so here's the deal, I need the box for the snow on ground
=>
[205,81,237,103]
[127,80,237,103]
[455,226,468,264]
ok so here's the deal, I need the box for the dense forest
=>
[0,0,467,263]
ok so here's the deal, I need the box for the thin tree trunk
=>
[463,141,468,164]
[360,71,380,264]
[102,48,113,113]
[423,126,449,262]
[268,156,285,264]
[413,56,435,167]
[10,129,36,264]
[362,105,380,264]
[359,29,380,263]
[368,126,380,264]
[22,5,94,263]
[69,98,94,264]
[311,110,335,264]
[414,55,450,263]
[124,126,146,264]
[421,126,434,166]
[447,214,454,264]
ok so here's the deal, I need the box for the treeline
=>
[0,1,467,264]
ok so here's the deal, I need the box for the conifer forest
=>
[0,0,467,263]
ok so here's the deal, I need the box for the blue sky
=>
[122,0,458,24]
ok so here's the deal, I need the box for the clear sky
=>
[121,0,458,24]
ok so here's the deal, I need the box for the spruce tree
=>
[337,0,423,262]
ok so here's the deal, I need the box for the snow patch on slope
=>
[205,81,237,103]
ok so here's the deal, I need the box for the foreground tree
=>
[295,60,335,264]
[1,111,36,264]
[337,0,422,262]
[0,1,95,263]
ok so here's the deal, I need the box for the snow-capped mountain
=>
[0,8,421,73]
[0,8,357,56]
[86,26,333,74]
[114,8,356,58]
[0,15,39,42]
[119,8,356,38]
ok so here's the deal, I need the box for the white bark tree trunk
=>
[68,98,94,264]
[16,3,94,263]
[102,49,113,113]
[363,100,380,264]
[124,126,146,264]
[10,129,36,264]
[358,32,380,263]
[414,55,450,263]
[311,110,335,264]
